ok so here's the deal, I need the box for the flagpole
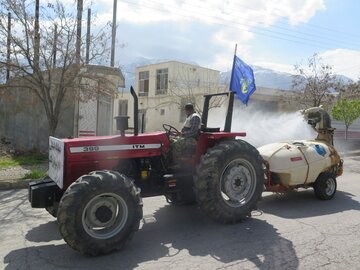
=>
[229,43,237,92]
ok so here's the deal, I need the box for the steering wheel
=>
[163,124,180,138]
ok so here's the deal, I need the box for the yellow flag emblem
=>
[240,78,249,94]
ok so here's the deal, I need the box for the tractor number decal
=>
[83,146,100,152]
[70,144,162,153]
[290,156,303,162]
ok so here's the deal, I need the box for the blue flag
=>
[229,55,256,105]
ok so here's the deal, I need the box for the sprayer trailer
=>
[259,107,343,199]
[28,87,265,256]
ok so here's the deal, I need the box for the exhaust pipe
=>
[130,86,138,136]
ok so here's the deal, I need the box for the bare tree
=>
[338,79,360,99]
[159,66,225,115]
[0,0,112,136]
[292,53,339,110]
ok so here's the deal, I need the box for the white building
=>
[131,61,222,132]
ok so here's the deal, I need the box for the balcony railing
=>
[155,89,167,95]
[139,91,148,96]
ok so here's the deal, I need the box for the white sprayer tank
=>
[258,140,333,186]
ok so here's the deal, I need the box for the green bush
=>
[0,154,47,169]
[22,168,47,180]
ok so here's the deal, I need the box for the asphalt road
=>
[1,171,360,270]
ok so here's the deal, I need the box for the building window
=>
[139,71,149,96]
[156,68,168,95]
[118,100,128,116]
[160,109,165,115]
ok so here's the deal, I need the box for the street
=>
[1,170,360,270]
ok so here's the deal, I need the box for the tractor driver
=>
[172,103,201,164]
[179,103,201,138]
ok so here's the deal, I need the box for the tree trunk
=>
[345,126,349,140]
[48,117,58,137]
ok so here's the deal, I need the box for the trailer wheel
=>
[195,140,264,223]
[313,172,337,200]
[57,171,143,256]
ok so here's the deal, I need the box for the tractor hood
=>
[48,132,171,189]
[61,132,170,153]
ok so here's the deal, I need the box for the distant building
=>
[250,86,300,112]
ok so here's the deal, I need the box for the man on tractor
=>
[172,103,201,163]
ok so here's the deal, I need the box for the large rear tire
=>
[57,171,143,256]
[195,140,264,223]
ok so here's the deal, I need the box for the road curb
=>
[0,178,39,190]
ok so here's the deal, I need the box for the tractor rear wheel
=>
[313,172,337,200]
[195,140,264,223]
[57,171,143,256]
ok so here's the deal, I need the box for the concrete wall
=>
[0,88,75,152]
[0,65,125,151]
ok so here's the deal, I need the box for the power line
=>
[120,0,360,51]
[219,1,360,41]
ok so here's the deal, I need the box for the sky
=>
[83,0,360,80]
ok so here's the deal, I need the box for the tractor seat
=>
[201,127,220,132]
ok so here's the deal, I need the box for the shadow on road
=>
[260,190,360,219]
[0,190,22,201]
[0,191,30,223]
[25,221,62,242]
[4,203,299,270]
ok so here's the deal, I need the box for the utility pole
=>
[6,12,11,82]
[76,0,83,64]
[52,24,58,68]
[86,8,91,64]
[34,0,40,70]
[110,0,117,67]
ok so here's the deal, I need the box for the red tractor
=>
[29,87,264,256]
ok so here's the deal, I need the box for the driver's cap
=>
[184,103,194,110]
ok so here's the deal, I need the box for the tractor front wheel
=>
[57,171,143,256]
[45,202,58,218]
[195,140,264,223]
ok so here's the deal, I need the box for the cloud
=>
[262,0,326,26]
[89,0,326,26]
[320,49,360,80]
[115,21,224,67]
[253,61,296,74]
[254,50,360,81]
[108,0,326,71]
[62,0,328,72]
